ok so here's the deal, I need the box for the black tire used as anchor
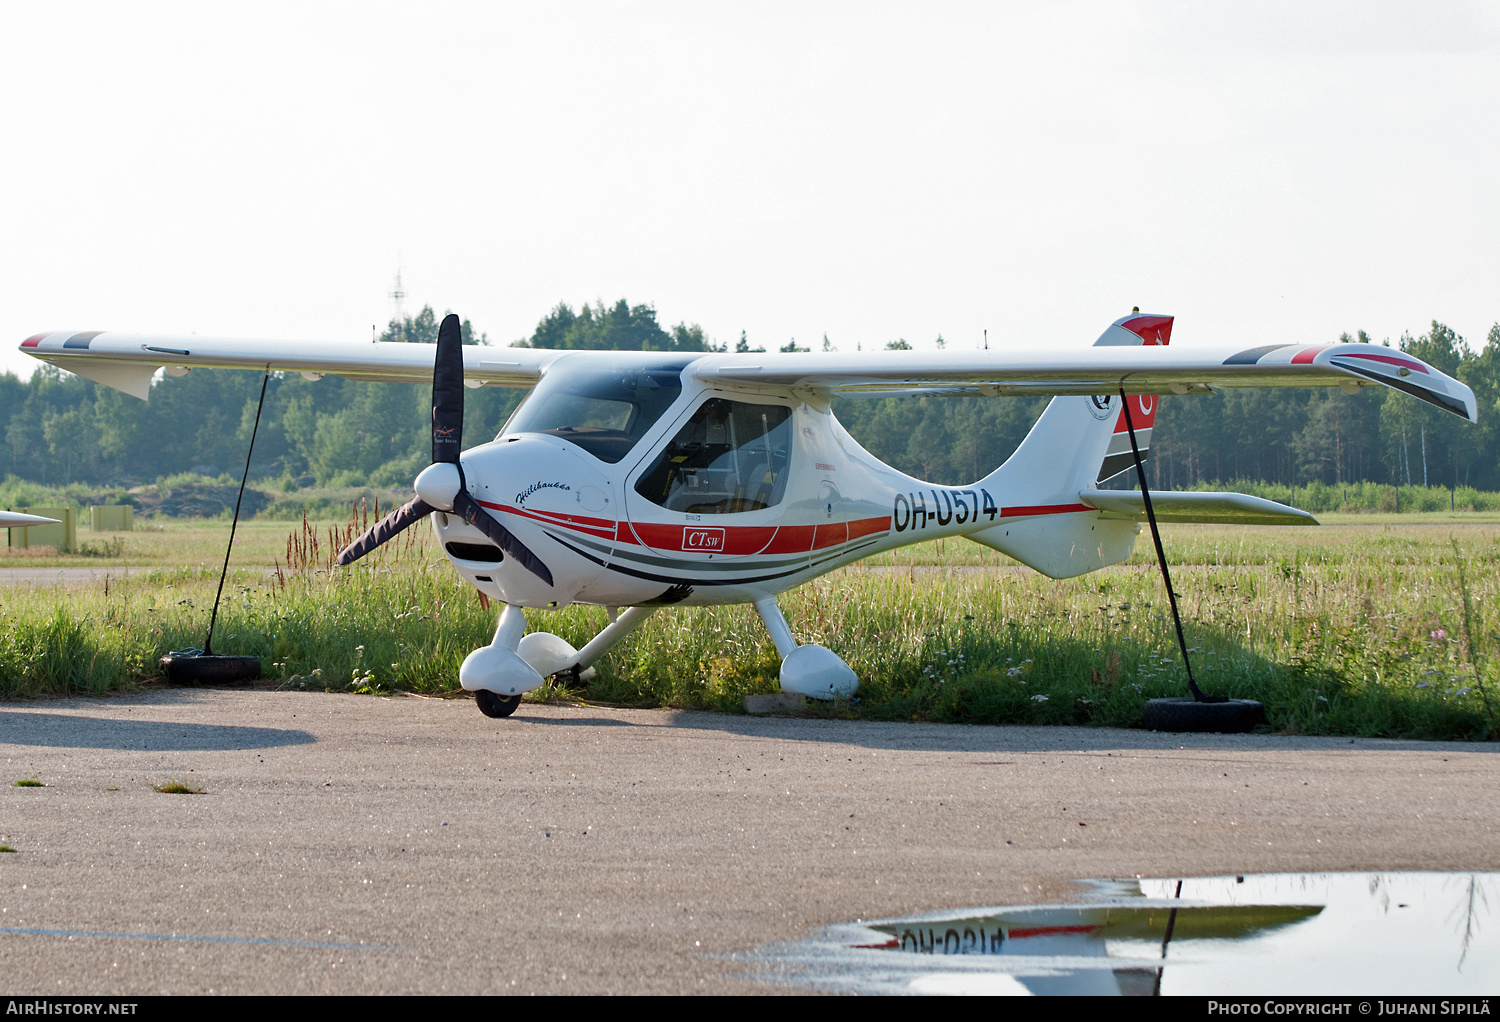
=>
[1143,696,1267,734]
[159,653,262,686]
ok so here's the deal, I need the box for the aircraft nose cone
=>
[414,462,461,510]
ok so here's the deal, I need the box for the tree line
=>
[2,303,1497,494]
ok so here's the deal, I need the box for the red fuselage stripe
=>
[481,497,1088,535]
[1006,924,1103,938]
[479,499,1085,542]
[1001,503,1093,518]
[474,503,896,553]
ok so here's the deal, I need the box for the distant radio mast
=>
[389,266,407,341]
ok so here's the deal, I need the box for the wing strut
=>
[1118,387,1217,704]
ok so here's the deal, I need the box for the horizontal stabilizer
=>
[1079,489,1318,526]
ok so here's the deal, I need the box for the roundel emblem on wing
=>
[1087,395,1115,420]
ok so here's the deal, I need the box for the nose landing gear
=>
[464,603,659,719]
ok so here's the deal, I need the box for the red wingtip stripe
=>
[1333,351,1429,375]
[1290,346,1328,365]
[21,334,45,348]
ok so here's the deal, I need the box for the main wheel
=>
[1143,696,1266,734]
[475,690,522,718]
[554,665,588,693]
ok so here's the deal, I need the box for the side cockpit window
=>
[634,398,792,513]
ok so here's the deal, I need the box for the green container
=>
[7,507,75,552]
[90,505,134,532]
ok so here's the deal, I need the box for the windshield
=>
[500,356,693,463]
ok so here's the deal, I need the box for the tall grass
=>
[1,523,1495,740]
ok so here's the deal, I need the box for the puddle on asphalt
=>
[744,873,1499,995]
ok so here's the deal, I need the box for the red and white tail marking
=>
[1094,315,1170,484]
[1119,314,1173,347]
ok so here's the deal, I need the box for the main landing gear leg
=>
[515,605,658,685]
[514,606,661,689]
[461,604,539,718]
[754,597,858,700]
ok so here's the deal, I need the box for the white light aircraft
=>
[20,313,1477,718]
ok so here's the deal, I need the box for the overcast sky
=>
[3,1,1497,381]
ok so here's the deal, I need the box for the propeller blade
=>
[334,497,435,566]
[432,313,464,464]
[452,491,555,587]
[399,311,551,586]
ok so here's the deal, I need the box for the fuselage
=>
[431,353,1105,609]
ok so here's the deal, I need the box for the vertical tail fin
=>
[979,313,1172,502]
[966,313,1172,578]
[1097,392,1160,484]
[1095,314,1169,483]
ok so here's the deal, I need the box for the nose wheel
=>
[475,690,522,718]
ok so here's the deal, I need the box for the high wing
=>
[19,330,560,400]
[19,328,1478,423]
[694,342,1478,421]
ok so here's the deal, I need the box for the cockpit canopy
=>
[501,355,693,463]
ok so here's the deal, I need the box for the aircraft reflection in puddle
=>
[745,873,1499,996]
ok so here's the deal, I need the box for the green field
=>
[1,500,404,569]
[1,515,1496,741]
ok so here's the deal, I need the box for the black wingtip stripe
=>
[1222,343,1296,365]
[1334,361,1473,421]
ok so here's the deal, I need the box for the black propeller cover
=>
[432,313,464,464]
[334,497,436,567]
[333,309,555,588]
